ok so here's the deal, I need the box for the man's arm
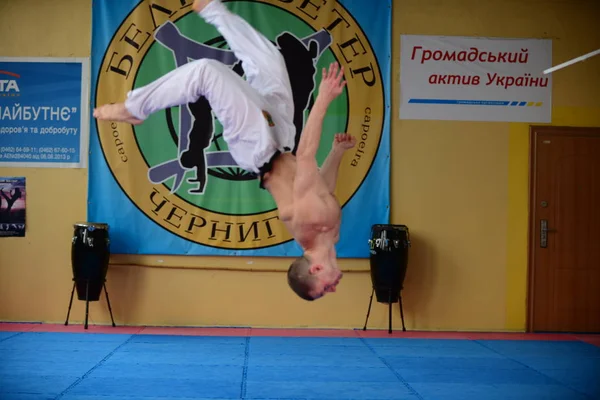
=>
[294,63,346,195]
[319,134,356,194]
[294,95,330,163]
[294,63,345,161]
[319,146,344,194]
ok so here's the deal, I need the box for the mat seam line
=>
[473,339,595,400]
[240,336,250,399]
[574,336,600,349]
[52,334,136,400]
[0,331,24,342]
[359,337,425,400]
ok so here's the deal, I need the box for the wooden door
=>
[528,126,600,333]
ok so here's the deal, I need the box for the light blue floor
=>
[1,332,599,399]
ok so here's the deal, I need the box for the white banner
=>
[400,35,552,122]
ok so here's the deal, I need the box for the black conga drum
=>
[368,224,410,303]
[71,222,110,301]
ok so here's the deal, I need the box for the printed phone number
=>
[0,146,77,161]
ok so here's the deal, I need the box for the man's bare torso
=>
[262,153,341,249]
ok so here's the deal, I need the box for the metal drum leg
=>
[104,282,116,327]
[64,281,76,326]
[363,288,375,330]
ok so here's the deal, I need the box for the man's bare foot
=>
[192,0,213,13]
[93,103,143,125]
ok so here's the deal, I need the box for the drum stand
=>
[362,288,407,334]
[64,278,116,330]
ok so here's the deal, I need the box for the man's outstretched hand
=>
[318,62,346,104]
[333,133,356,150]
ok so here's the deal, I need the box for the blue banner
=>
[89,0,390,257]
[0,58,90,168]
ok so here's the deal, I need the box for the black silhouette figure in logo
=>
[175,60,247,191]
[0,187,21,222]
[178,95,212,193]
[275,33,319,155]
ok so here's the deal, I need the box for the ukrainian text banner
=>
[88,0,391,257]
[0,58,90,168]
[400,35,552,122]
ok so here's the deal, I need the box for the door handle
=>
[540,219,556,248]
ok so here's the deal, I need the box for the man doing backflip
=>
[94,0,355,301]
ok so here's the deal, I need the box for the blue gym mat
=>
[0,331,599,399]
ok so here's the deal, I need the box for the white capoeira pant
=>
[124,0,296,175]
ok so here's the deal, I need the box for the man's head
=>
[287,254,343,301]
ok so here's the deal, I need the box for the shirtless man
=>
[93,0,354,301]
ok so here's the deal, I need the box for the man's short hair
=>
[287,255,318,301]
